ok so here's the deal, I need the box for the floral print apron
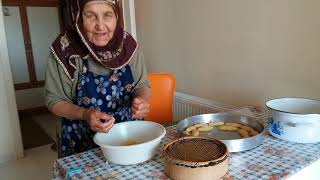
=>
[59,59,135,157]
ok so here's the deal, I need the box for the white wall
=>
[0,3,24,163]
[135,0,320,106]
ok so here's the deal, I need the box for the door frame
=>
[2,0,61,90]
[122,0,137,40]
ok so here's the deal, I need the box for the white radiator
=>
[173,92,236,122]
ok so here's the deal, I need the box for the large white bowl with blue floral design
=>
[94,120,166,165]
[266,98,320,143]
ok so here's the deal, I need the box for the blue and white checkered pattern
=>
[53,107,320,180]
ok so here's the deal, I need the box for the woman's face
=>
[82,1,117,46]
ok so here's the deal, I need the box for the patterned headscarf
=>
[50,0,137,81]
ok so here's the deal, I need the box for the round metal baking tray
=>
[177,113,264,152]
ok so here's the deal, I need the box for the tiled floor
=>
[0,144,57,180]
[0,112,59,180]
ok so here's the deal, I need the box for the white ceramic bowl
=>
[93,121,166,165]
[266,98,320,143]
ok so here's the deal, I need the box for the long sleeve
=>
[44,52,74,111]
[129,50,150,90]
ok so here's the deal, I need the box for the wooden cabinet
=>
[2,0,61,90]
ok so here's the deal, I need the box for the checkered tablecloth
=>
[53,107,320,180]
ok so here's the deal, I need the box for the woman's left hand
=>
[131,97,150,119]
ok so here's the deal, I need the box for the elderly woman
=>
[45,0,150,157]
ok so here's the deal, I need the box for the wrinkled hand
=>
[131,97,150,119]
[82,108,115,133]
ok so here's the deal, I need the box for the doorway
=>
[2,0,61,153]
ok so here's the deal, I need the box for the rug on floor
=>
[19,114,55,149]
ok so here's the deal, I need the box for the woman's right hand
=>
[82,108,115,133]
